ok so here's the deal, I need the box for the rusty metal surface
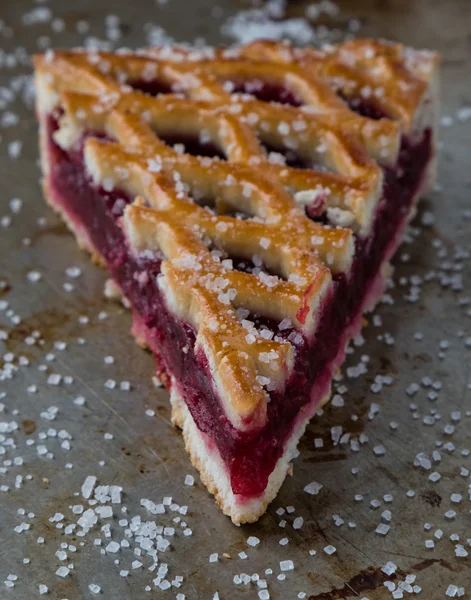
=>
[0,0,470,598]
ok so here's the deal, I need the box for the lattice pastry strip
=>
[144,38,438,133]
[137,46,402,154]
[34,39,438,433]
[105,111,353,267]
[123,201,292,431]
[56,89,383,233]
[36,47,395,234]
[44,50,400,165]
[37,50,222,102]
[82,114,342,430]
[40,40,436,149]
[164,58,401,165]
[84,111,344,311]
[235,39,439,131]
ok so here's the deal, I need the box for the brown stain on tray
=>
[308,565,397,599]
[305,452,348,464]
[420,489,443,507]
[3,300,104,355]
[410,557,454,573]
[21,419,37,435]
[308,557,454,599]
[4,307,72,349]
[0,280,12,297]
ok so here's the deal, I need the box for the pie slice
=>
[33,39,439,524]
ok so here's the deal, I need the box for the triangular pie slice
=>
[33,39,439,523]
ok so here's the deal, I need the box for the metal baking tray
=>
[0,0,470,598]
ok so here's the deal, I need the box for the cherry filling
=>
[227,80,303,107]
[45,107,432,498]
[156,133,226,160]
[339,92,386,120]
[127,79,173,97]
[260,139,333,172]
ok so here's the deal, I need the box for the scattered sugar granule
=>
[373,445,386,456]
[280,560,294,571]
[89,583,101,594]
[446,585,459,597]
[65,266,82,279]
[105,541,120,553]
[247,536,260,547]
[47,374,61,386]
[304,481,323,495]
[279,537,289,546]
[381,561,397,575]
[27,271,42,283]
[81,476,97,499]
[455,545,468,558]
[323,545,336,555]
[376,524,390,536]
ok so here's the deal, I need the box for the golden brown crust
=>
[235,39,439,131]
[34,38,438,432]
[144,38,439,129]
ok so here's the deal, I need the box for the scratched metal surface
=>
[0,0,470,598]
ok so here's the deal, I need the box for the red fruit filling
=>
[44,97,432,498]
[227,79,303,106]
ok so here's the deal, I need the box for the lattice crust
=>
[144,38,439,132]
[34,39,438,431]
[83,112,340,431]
